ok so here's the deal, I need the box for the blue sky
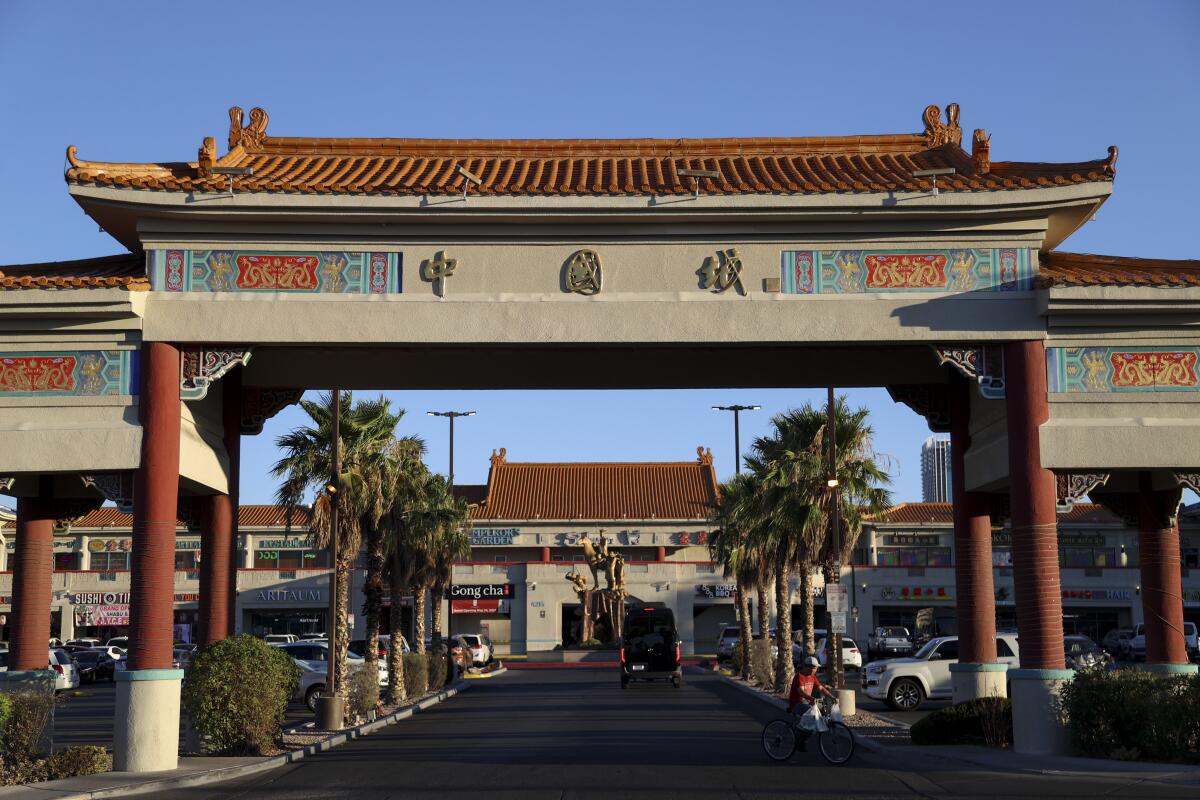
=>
[2,1,1197,503]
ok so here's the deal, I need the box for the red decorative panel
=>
[0,356,77,393]
[864,254,948,289]
[234,254,320,290]
[1108,351,1198,389]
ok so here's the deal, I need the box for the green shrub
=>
[1060,669,1200,763]
[911,697,1013,747]
[749,640,773,687]
[347,666,379,722]
[1,689,56,761]
[402,653,429,699]
[45,745,109,780]
[182,635,300,755]
[0,694,13,742]
[427,655,448,692]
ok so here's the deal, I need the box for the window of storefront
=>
[54,552,79,571]
[248,610,326,638]
[1183,547,1199,569]
[992,549,1013,567]
[91,551,129,578]
[175,550,199,571]
[1060,547,1118,568]
[254,548,328,569]
[877,547,951,567]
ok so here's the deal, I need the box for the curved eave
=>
[68,181,1112,253]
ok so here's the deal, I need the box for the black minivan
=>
[620,606,682,689]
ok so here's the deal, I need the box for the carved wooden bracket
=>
[0,477,13,493]
[181,348,253,401]
[933,345,1005,399]
[241,387,304,435]
[1055,472,1109,513]
[886,385,951,432]
[1174,472,1200,494]
[81,473,135,513]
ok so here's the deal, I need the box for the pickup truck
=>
[867,626,913,659]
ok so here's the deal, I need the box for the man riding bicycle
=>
[788,655,839,714]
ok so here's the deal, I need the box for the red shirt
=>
[788,671,823,711]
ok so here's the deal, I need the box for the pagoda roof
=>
[867,501,1124,526]
[469,447,719,522]
[0,253,147,291]
[64,103,1116,198]
[1038,251,1200,288]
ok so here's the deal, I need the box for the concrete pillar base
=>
[114,669,184,772]
[835,688,856,717]
[1009,668,1073,756]
[1138,663,1199,675]
[949,662,1009,704]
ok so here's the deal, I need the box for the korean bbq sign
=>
[449,584,514,601]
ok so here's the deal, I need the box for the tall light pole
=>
[317,389,343,729]
[427,410,475,486]
[826,386,843,690]
[712,404,760,474]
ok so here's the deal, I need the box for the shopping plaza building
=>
[5,448,1197,653]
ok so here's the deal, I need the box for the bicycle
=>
[761,696,855,765]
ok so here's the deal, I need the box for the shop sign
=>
[449,584,513,601]
[622,531,641,545]
[175,539,202,551]
[255,589,323,602]
[6,539,76,553]
[677,531,709,545]
[87,538,131,553]
[888,534,942,546]
[878,586,952,601]
[174,593,199,603]
[694,584,737,599]
[470,528,518,546]
[826,584,849,614]
[1182,589,1200,605]
[73,592,130,605]
[451,598,508,615]
[1061,589,1132,602]
[75,604,128,626]
[256,538,308,550]
[992,531,1105,547]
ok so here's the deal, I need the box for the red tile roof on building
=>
[1038,252,1200,289]
[63,104,1115,197]
[470,448,719,521]
[1,504,311,530]
[868,501,1122,526]
[0,253,148,291]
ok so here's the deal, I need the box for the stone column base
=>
[1009,668,1073,756]
[1138,663,1199,675]
[949,662,1009,704]
[115,669,184,772]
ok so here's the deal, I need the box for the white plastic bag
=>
[799,702,827,732]
[829,703,844,724]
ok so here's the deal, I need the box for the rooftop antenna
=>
[456,164,482,201]
[211,166,254,196]
[678,167,721,199]
[912,167,955,197]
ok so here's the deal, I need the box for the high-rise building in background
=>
[921,437,952,502]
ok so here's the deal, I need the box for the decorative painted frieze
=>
[780,248,1032,294]
[149,250,401,293]
[1047,346,1200,393]
[0,351,134,397]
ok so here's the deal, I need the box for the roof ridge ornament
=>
[491,447,507,466]
[923,103,962,148]
[1104,145,1118,177]
[697,446,713,465]
[228,106,269,151]
[198,136,217,177]
[972,129,991,173]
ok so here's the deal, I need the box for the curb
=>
[461,665,508,680]
[13,681,471,800]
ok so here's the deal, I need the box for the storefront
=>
[251,536,328,571]
[449,583,512,643]
[72,591,130,642]
[870,584,957,639]
[241,588,328,638]
[693,584,738,647]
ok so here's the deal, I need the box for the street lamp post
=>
[711,404,760,474]
[427,411,475,486]
[826,386,843,690]
[317,389,343,730]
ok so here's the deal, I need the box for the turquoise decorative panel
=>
[0,351,134,397]
[1047,346,1200,393]
[780,248,1032,294]
[149,250,401,293]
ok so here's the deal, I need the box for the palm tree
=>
[708,472,762,681]
[273,391,402,715]
[428,499,472,645]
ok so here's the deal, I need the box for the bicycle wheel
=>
[761,719,797,761]
[818,721,855,765]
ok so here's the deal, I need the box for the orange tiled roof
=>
[470,448,719,521]
[1,504,311,530]
[64,104,1116,197]
[0,254,148,291]
[1038,252,1200,289]
[868,501,1122,526]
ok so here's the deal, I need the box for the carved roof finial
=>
[491,447,507,466]
[197,136,217,177]
[1104,145,1118,177]
[227,106,269,151]
[972,129,992,172]
[65,145,81,169]
[697,446,714,465]
[923,103,963,148]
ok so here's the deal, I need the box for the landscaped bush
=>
[0,694,13,743]
[347,666,379,722]
[182,635,300,755]
[910,697,1012,747]
[1060,668,1200,763]
[748,640,774,687]
[427,655,448,692]
[402,653,429,699]
[1,689,56,761]
[44,745,109,780]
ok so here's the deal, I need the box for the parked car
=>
[813,636,864,671]
[428,635,470,676]
[350,634,411,660]
[620,606,682,689]
[72,649,117,683]
[862,634,1021,711]
[1101,628,1133,659]
[295,662,330,712]
[172,647,196,669]
[276,641,387,709]
[716,625,741,662]
[66,638,101,649]
[106,637,130,651]
[0,648,81,691]
[1128,623,1148,661]
[1185,622,1199,660]
[452,634,493,667]
[298,633,327,642]
[867,626,913,659]
[264,633,299,645]
[1064,635,1112,670]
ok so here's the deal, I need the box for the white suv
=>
[862,634,1020,710]
[716,626,741,661]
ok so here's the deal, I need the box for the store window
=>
[1060,547,1118,568]
[992,549,1013,567]
[1183,547,1199,569]
[91,551,130,571]
[254,548,328,569]
[54,552,80,571]
[175,550,200,571]
[877,547,951,567]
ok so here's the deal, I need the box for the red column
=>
[949,375,997,664]
[11,481,54,671]
[656,546,667,562]
[128,342,181,671]
[1004,340,1065,671]
[1137,472,1187,665]
[539,546,551,562]
[199,494,233,646]
[222,368,242,637]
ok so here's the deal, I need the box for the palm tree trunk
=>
[430,581,444,643]
[414,586,427,654]
[334,550,352,712]
[756,580,770,638]
[387,548,406,705]
[774,569,794,694]
[799,564,816,657]
[736,577,752,681]
[362,526,385,676]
